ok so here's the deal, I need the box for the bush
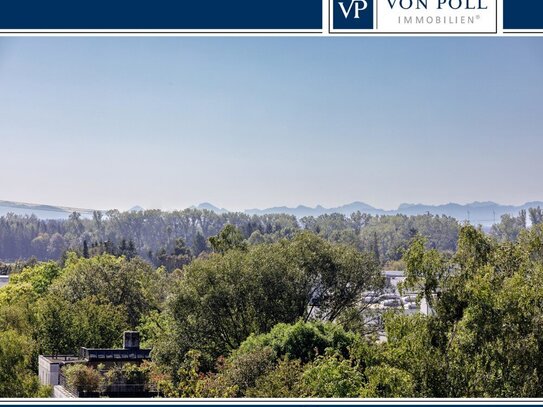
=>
[235,320,360,364]
[299,352,364,398]
[63,364,102,394]
[205,321,362,397]
[246,358,304,398]
[360,365,415,398]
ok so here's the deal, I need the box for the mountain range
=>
[126,201,543,226]
[1,199,541,227]
[242,201,543,225]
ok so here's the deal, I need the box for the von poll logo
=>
[332,0,496,33]
[333,0,374,29]
[338,0,368,18]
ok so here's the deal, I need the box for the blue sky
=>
[0,37,542,211]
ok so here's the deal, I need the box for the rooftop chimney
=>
[123,331,140,350]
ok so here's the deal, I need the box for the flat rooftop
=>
[40,355,85,364]
[384,270,404,278]
[80,347,151,362]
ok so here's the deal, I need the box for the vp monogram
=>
[338,0,368,18]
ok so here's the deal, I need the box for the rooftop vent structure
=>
[123,331,140,350]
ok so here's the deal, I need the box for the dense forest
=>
[2,206,541,268]
[0,208,464,266]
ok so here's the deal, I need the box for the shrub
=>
[63,364,102,394]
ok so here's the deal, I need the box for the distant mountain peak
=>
[244,201,379,218]
[340,201,377,210]
[467,201,498,208]
[129,205,144,212]
[196,202,228,214]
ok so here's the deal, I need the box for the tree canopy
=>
[153,232,382,372]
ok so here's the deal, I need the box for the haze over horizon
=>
[2,197,542,215]
[1,37,542,211]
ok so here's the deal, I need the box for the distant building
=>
[384,270,406,291]
[0,275,9,288]
[38,355,84,390]
[80,331,151,369]
[365,270,423,318]
[420,295,436,316]
[39,331,153,398]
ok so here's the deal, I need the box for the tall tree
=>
[155,232,382,372]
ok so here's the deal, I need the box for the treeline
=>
[2,206,539,268]
[490,207,543,242]
[0,209,461,266]
[0,210,298,263]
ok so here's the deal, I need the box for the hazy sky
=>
[0,37,542,212]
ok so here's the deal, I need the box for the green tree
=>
[299,352,363,398]
[246,358,304,398]
[529,207,543,226]
[36,295,129,355]
[402,235,446,307]
[202,321,362,397]
[360,364,415,398]
[235,321,359,364]
[82,240,89,259]
[3,261,62,299]
[193,231,208,257]
[0,330,47,397]
[157,234,381,373]
[49,253,160,327]
[379,224,543,397]
[208,225,247,254]
[491,211,527,242]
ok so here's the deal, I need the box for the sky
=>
[0,37,542,212]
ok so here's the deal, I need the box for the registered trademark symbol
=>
[476,15,480,19]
